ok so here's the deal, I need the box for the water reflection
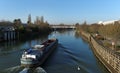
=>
[0,30,109,73]
[44,30,109,73]
[74,31,81,38]
[0,34,49,70]
[0,34,48,52]
[1,66,47,73]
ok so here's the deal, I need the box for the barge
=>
[20,38,58,67]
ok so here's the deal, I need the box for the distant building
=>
[0,24,16,41]
[98,20,120,25]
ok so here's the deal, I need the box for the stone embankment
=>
[80,31,120,73]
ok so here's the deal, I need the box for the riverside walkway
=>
[80,31,120,73]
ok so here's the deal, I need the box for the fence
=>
[81,31,120,73]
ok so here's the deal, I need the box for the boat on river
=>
[20,38,58,67]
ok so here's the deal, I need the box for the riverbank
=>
[0,30,110,73]
[0,19,52,42]
[78,31,120,73]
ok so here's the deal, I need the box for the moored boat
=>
[20,38,58,67]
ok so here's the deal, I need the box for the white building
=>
[98,20,119,25]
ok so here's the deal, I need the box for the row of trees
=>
[99,23,120,40]
[76,21,120,50]
[0,14,51,40]
[12,14,51,32]
[27,15,50,34]
[76,21,120,40]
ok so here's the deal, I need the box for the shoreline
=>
[78,31,120,73]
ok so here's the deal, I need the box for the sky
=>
[0,0,120,24]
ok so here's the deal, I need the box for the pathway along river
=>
[0,30,109,73]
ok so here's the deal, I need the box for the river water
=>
[0,30,109,73]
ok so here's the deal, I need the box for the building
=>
[0,24,16,41]
[98,20,120,25]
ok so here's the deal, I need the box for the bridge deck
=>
[50,25,76,29]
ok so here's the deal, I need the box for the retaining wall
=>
[80,31,120,73]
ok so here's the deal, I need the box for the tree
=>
[34,16,41,25]
[45,21,49,26]
[41,16,44,23]
[13,19,24,31]
[75,23,80,26]
[88,23,100,33]
[75,23,80,30]
[13,19,21,25]
[80,23,89,32]
[27,14,32,25]
[83,21,87,25]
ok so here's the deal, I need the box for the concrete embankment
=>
[79,31,120,73]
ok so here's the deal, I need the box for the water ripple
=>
[1,66,47,73]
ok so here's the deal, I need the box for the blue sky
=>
[0,0,120,24]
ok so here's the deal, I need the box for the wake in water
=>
[58,44,90,73]
[1,66,47,73]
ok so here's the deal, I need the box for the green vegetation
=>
[76,21,120,51]
[102,41,112,48]
[76,21,120,40]
[15,16,51,40]
[98,23,120,40]
[0,15,51,40]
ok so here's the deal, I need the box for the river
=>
[0,30,109,73]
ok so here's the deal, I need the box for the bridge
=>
[50,25,76,30]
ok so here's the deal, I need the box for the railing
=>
[50,25,76,29]
[81,31,120,73]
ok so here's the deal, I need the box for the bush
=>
[103,41,112,47]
